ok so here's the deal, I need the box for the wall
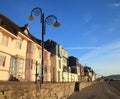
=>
[0,81,96,99]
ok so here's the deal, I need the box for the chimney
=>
[24,24,29,30]
[23,24,29,35]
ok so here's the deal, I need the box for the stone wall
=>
[80,82,96,91]
[0,81,96,99]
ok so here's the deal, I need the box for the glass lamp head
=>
[53,21,61,27]
[28,15,35,20]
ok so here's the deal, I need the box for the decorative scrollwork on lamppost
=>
[28,7,60,84]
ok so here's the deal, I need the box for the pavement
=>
[109,80,120,92]
[68,81,120,99]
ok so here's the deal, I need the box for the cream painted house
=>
[45,40,80,82]
[0,25,27,81]
[0,14,51,82]
[45,40,69,82]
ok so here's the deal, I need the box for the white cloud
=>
[79,40,120,76]
[113,3,120,7]
[66,47,100,50]
[80,40,120,61]
[110,2,120,7]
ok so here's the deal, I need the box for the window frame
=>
[15,39,22,49]
[0,55,6,67]
[0,33,9,46]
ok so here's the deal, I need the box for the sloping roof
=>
[0,14,22,35]
[0,14,41,45]
[20,25,41,44]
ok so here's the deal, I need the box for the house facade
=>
[0,14,96,83]
[68,56,81,82]
[84,66,96,81]
[44,39,69,82]
[0,14,51,82]
[0,14,27,81]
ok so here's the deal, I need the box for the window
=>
[10,57,24,74]
[10,57,17,74]
[27,42,36,53]
[17,58,24,69]
[37,66,42,78]
[58,60,61,69]
[15,39,22,49]
[0,55,6,66]
[58,71,60,81]
[0,34,9,46]
[26,59,36,69]
[31,43,36,52]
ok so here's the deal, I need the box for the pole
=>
[41,13,45,84]
[28,7,60,84]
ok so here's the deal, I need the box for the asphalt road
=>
[68,81,120,99]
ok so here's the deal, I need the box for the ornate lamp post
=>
[28,7,60,84]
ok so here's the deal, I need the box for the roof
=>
[20,24,41,44]
[0,14,41,45]
[0,14,22,35]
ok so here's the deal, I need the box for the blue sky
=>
[0,0,120,76]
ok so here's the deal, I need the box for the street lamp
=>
[28,7,60,84]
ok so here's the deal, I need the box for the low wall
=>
[0,81,96,99]
[80,82,96,91]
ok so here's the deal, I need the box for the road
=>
[68,81,120,99]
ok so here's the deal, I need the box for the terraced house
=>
[44,40,69,82]
[44,40,80,82]
[0,14,95,83]
[0,14,51,82]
